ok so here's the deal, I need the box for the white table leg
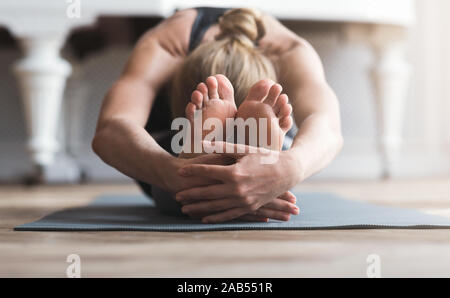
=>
[370,26,411,178]
[13,36,72,175]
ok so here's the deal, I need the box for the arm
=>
[278,38,343,182]
[92,10,210,193]
[262,14,343,183]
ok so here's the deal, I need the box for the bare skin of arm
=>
[92,10,218,194]
[264,15,343,181]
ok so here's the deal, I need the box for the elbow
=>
[325,117,344,156]
[91,118,128,163]
[338,134,344,152]
[91,126,110,159]
[91,132,104,158]
[335,131,344,155]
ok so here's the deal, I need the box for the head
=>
[170,8,277,118]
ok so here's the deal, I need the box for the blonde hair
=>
[170,8,277,118]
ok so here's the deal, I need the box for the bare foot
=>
[235,79,293,151]
[181,74,237,158]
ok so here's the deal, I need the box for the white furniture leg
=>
[13,36,72,172]
[369,26,411,178]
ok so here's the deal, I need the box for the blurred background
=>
[0,0,448,185]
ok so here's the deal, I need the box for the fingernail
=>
[181,207,189,214]
[175,194,183,201]
[179,168,188,176]
[202,218,210,224]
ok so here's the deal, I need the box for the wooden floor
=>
[1,179,450,278]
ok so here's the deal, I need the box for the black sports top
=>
[188,7,229,52]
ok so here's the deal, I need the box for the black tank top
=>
[189,7,229,51]
[145,7,228,135]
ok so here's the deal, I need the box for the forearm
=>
[92,118,175,189]
[287,113,343,182]
[275,41,343,182]
[283,79,343,183]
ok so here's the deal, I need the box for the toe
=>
[245,79,274,102]
[197,83,209,102]
[191,90,203,109]
[214,74,234,102]
[279,103,293,118]
[264,84,282,106]
[185,102,197,122]
[206,76,219,99]
[274,94,289,116]
[278,102,293,132]
[280,116,293,132]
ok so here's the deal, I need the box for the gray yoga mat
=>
[14,193,450,232]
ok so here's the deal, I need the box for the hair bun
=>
[217,8,266,49]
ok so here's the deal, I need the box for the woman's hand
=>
[162,153,234,195]
[162,152,299,222]
[175,141,303,223]
[180,191,299,222]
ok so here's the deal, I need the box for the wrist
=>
[156,154,180,193]
[282,148,306,185]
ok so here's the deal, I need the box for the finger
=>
[189,153,235,166]
[179,198,202,206]
[202,208,249,224]
[203,140,259,157]
[264,199,300,215]
[179,202,217,218]
[278,191,297,204]
[176,184,231,201]
[254,208,291,222]
[181,198,241,215]
[179,164,233,181]
[239,214,269,223]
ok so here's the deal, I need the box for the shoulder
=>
[259,13,311,56]
[258,13,325,81]
[162,8,197,29]
[121,9,198,84]
[136,8,198,57]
